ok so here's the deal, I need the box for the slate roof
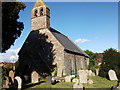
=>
[50,28,89,57]
[19,28,89,57]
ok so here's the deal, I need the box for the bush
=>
[99,48,120,80]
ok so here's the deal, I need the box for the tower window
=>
[40,8,44,16]
[34,10,38,17]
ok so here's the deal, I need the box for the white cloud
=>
[0,48,20,62]
[75,38,90,43]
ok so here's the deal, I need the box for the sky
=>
[0,2,118,62]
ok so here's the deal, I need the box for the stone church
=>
[17,0,89,79]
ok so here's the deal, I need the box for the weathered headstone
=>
[92,72,95,76]
[52,77,60,83]
[79,70,87,83]
[95,68,99,76]
[65,76,71,82]
[2,76,9,88]
[72,78,79,83]
[46,76,52,85]
[9,70,14,83]
[24,75,28,81]
[108,70,118,80]
[88,70,93,76]
[57,68,63,77]
[87,79,93,84]
[14,76,22,89]
[73,82,83,90]
[31,71,39,83]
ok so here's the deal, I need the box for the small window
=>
[40,8,44,16]
[34,10,38,17]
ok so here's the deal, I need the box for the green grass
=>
[83,76,118,88]
[24,76,117,89]
[24,82,74,90]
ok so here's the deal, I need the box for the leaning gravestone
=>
[14,76,22,89]
[65,76,71,82]
[79,70,87,83]
[46,76,52,85]
[31,71,39,83]
[9,70,14,83]
[108,70,118,80]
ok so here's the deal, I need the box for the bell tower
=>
[31,0,50,31]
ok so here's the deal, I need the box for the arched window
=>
[40,8,44,16]
[34,9,38,17]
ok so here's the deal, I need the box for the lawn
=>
[83,76,117,88]
[23,76,117,89]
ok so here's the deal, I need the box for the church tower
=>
[31,0,50,31]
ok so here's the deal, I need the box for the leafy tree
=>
[84,50,95,70]
[94,53,103,66]
[16,31,55,81]
[99,48,120,80]
[2,2,26,52]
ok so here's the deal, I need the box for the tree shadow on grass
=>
[22,81,45,89]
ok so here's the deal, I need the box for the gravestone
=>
[96,68,99,76]
[52,77,60,83]
[46,76,52,85]
[57,68,63,77]
[24,75,28,81]
[14,76,22,89]
[87,79,93,84]
[79,70,87,83]
[72,78,79,83]
[88,70,93,76]
[65,76,71,82]
[92,72,95,76]
[2,76,9,88]
[108,70,118,80]
[9,70,14,83]
[31,71,39,83]
[73,82,83,90]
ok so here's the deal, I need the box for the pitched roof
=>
[19,28,89,57]
[50,28,89,57]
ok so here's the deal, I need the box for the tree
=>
[2,2,26,52]
[94,53,103,66]
[84,50,95,70]
[99,48,120,80]
[16,31,55,80]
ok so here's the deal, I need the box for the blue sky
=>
[12,2,118,52]
[1,2,118,62]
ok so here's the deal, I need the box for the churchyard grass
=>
[83,76,118,88]
[24,76,117,89]
[25,82,74,89]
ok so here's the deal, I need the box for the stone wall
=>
[64,52,86,76]
[39,29,65,77]
[31,6,50,31]
[64,52,73,75]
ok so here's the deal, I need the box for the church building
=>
[17,0,89,78]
